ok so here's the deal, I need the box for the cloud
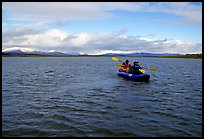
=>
[3,2,202,25]
[147,2,202,24]
[2,23,45,38]
[3,2,114,21]
[2,28,201,54]
[2,29,68,48]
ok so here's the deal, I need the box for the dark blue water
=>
[2,57,202,137]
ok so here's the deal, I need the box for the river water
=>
[2,57,202,137]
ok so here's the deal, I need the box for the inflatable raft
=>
[117,71,150,82]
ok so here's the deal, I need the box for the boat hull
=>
[117,72,150,82]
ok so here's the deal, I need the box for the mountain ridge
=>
[2,47,184,57]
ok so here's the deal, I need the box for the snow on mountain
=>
[2,47,36,53]
[2,47,76,56]
[47,50,67,55]
[48,50,59,53]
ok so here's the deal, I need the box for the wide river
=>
[2,57,202,137]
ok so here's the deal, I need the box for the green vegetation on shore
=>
[159,54,202,59]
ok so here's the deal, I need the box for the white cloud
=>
[147,2,202,24]
[69,32,94,47]
[2,28,202,54]
[3,29,68,48]
[2,23,45,37]
[3,2,114,21]
[3,2,202,24]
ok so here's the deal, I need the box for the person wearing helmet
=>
[129,61,143,74]
[123,60,131,72]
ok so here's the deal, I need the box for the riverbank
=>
[158,54,202,59]
[2,53,202,59]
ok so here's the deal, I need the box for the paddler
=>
[129,61,143,74]
[123,60,131,72]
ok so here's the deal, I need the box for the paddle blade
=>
[116,63,124,66]
[112,57,119,62]
[139,69,145,74]
[148,67,157,71]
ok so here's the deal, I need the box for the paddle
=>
[116,63,124,66]
[139,69,145,74]
[112,57,123,62]
[116,63,157,71]
[146,67,157,71]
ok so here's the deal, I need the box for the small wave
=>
[89,127,137,137]
[168,126,194,136]
[2,89,11,92]
[45,70,54,74]
[2,127,53,137]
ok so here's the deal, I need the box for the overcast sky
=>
[2,2,202,54]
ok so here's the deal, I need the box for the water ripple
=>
[2,57,202,137]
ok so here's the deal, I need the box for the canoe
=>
[117,71,150,82]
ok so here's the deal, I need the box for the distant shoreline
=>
[2,54,202,59]
[157,54,202,59]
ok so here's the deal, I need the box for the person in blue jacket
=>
[129,61,143,74]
